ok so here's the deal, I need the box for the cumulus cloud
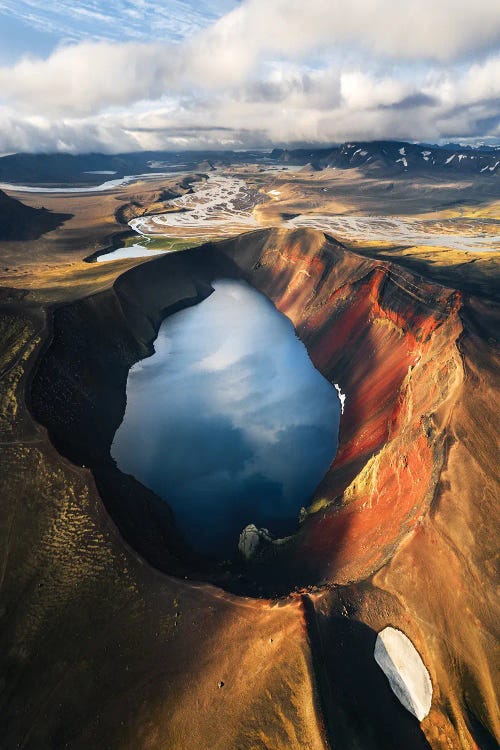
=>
[0,42,180,115]
[196,0,500,65]
[0,0,499,152]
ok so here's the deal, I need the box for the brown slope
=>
[0,227,498,749]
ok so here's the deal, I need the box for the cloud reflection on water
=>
[112,279,340,557]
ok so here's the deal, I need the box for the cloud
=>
[386,94,438,110]
[0,41,180,115]
[195,0,500,66]
[0,0,499,152]
[0,106,145,153]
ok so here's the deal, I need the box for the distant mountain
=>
[271,141,500,175]
[0,142,497,187]
[0,190,72,241]
[0,153,132,185]
[0,150,268,186]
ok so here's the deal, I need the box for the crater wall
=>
[17,226,500,747]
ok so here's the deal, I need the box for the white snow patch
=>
[421,151,431,157]
[334,383,346,413]
[374,627,432,722]
[396,157,408,168]
[398,147,406,156]
[268,189,281,196]
[445,154,456,164]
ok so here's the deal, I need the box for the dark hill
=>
[0,189,72,241]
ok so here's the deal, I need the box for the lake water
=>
[95,244,168,262]
[111,279,340,558]
[0,171,185,193]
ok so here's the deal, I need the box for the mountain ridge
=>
[0,141,498,185]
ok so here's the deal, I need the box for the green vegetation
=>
[123,235,210,252]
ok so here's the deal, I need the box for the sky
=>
[0,0,499,153]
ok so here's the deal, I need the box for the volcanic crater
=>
[31,227,463,595]
[0,223,495,748]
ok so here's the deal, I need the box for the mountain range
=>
[0,141,498,186]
